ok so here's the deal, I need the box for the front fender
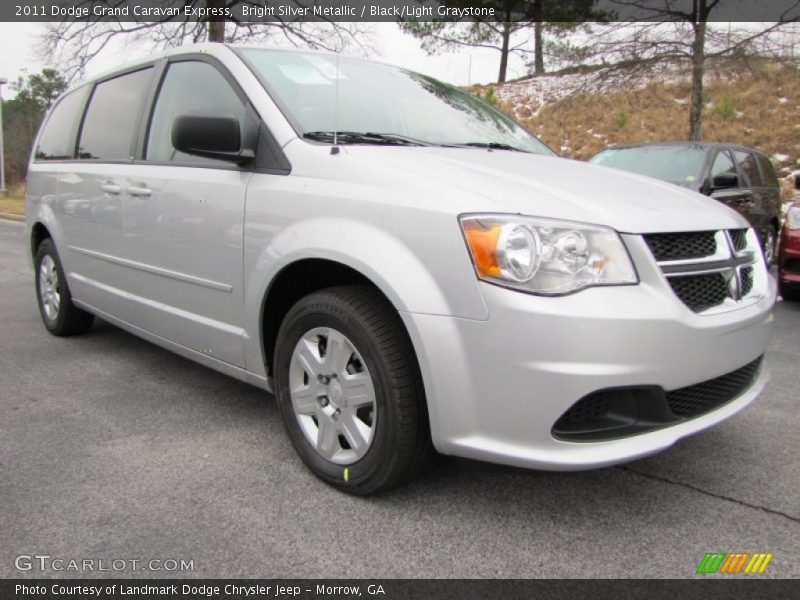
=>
[242,216,488,378]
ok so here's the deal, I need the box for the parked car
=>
[778,202,800,301]
[589,142,783,263]
[26,45,776,494]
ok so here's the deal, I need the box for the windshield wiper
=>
[303,131,430,146]
[303,132,529,152]
[453,142,530,153]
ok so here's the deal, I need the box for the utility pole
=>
[0,77,7,196]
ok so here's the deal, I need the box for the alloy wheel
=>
[763,229,776,265]
[38,255,61,321]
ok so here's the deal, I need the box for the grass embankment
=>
[0,183,25,217]
[492,61,800,168]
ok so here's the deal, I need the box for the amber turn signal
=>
[463,221,501,278]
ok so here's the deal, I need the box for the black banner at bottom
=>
[2,579,798,600]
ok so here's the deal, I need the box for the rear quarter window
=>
[35,88,88,160]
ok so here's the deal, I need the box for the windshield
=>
[238,48,554,155]
[589,146,707,185]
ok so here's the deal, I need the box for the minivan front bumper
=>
[401,264,776,471]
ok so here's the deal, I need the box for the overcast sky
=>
[0,22,529,99]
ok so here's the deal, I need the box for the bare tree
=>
[39,0,374,81]
[585,1,798,140]
[400,0,598,83]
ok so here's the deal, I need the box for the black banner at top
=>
[4,0,800,23]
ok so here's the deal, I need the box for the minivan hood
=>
[329,146,747,234]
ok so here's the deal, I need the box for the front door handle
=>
[100,182,121,195]
[127,184,152,197]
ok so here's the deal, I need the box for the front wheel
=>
[35,239,94,336]
[762,225,778,266]
[274,285,431,494]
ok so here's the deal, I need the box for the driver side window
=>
[709,150,737,185]
[146,61,249,165]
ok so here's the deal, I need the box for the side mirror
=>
[711,172,738,190]
[171,114,255,164]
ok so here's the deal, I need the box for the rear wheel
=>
[35,239,94,336]
[274,285,431,494]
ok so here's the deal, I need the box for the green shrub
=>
[614,110,629,130]
[483,85,498,106]
[714,95,737,121]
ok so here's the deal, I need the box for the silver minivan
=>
[27,44,775,494]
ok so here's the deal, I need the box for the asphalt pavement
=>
[1,218,798,579]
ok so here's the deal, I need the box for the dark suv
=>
[589,142,783,262]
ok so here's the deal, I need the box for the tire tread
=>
[275,285,431,494]
[35,239,94,336]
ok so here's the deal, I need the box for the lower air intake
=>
[666,357,763,418]
[552,356,764,441]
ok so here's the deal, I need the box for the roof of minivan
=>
[69,43,390,90]
[73,43,229,87]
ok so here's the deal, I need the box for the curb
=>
[0,212,25,223]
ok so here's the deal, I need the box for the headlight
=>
[786,205,800,230]
[460,214,638,295]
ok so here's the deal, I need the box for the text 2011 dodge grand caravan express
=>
[26,44,775,494]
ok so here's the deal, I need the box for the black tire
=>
[779,280,800,302]
[34,238,94,336]
[274,285,431,495]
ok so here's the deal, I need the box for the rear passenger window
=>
[35,88,87,160]
[77,68,152,160]
[733,150,762,187]
[146,61,249,165]
[755,153,779,187]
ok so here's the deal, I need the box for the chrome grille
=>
[644,229,761,314]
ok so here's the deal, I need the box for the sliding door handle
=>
[100,182,121,195]
[127,185,152,197]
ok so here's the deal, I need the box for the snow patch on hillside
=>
[494,64,689,121]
